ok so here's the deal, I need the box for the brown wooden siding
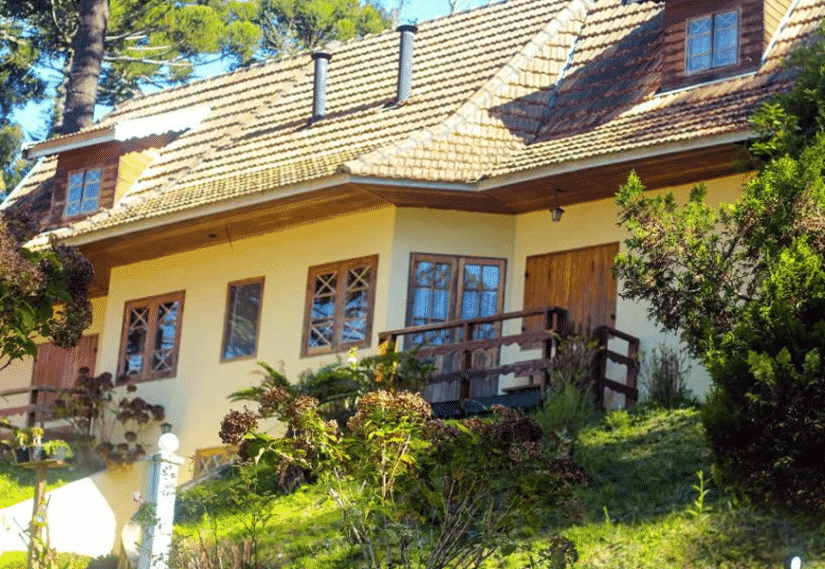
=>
[48,144,120,228]
[46,133,175,229]
[661,0,766,92]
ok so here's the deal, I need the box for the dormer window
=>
[65,168,101,217]
[686,11,739,74]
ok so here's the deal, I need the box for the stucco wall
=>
[95,206,396,481]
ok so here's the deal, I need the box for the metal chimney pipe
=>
[311,51,332,121]
[396,25,418,104]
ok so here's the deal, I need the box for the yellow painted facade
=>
[0,173,751,553]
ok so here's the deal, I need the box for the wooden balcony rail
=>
[379,307,640,411]
[592,325,640,407]
[379,306,569,402]
[0,386,83,428]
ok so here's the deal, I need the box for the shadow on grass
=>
[569,407,713,525]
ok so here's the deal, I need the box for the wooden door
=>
[524,243,618,336]
[31,335,99,412]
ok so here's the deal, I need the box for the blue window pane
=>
[480,291,497,317]
[312,296,335,319]
[224,281,262,359]
[433,290,449,320]
[461,290,478,319]
[413,288,431,319]
[689,16,711,35]
[434,264,452,288]
[84,169,101,183]
[464,265,481,290]
[416,262,432,286]
[481,265,500,290]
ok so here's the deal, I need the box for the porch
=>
[378,306,640,417]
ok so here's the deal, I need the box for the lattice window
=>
[686,10,738,74]
[193,446,237,478]
[119,291,185,381]
[302,256,378,356]
[65,168,101,217]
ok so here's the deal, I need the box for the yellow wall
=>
[97,206,397,481]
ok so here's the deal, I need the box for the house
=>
[1,0,823,554]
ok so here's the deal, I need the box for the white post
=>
[137,432,184,569]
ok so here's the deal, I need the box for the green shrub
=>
[614,28,825,517]
[533,383,594,459]
[640,344,696,409]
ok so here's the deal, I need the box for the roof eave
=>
[476,130,756,191]
[24,129,117,159]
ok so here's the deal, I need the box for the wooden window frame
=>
[221,277,265,362]
[117,290,185,382]
[685,9,740,75]
[405,253,507,333]
[64,167,102,219]
[301,255,378,357]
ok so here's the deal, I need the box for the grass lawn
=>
[172,406,825,569]
[0,460,98,509]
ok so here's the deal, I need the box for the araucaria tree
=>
[0,210,94,371]
[614,27,825,516]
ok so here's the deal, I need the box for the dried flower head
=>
[219,407,258,445]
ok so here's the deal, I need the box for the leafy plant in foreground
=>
[219,354,588,569]
[614,26,825,515]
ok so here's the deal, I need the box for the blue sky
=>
[400,0,490,24]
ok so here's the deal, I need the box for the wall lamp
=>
[550,188,565,222]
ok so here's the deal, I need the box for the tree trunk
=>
[62,0,109,134]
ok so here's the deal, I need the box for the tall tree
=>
[613,26,825,516]
[258,0,389,56]
[64,0,109,134]
[1,0,263,135]
[1,1,50,193]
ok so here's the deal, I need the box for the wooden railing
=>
[379,307,640,410]
[592,325,640,407]
[0,386,81,428]
[379,306,569,403]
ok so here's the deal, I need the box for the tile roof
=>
[4,0,824,240]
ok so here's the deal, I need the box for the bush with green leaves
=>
[613,26,825,517]
[229,347,433,428]
[640,344,695,409]
[533,336,597,459]
[0,209,93,372]
[220,372,588,569]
